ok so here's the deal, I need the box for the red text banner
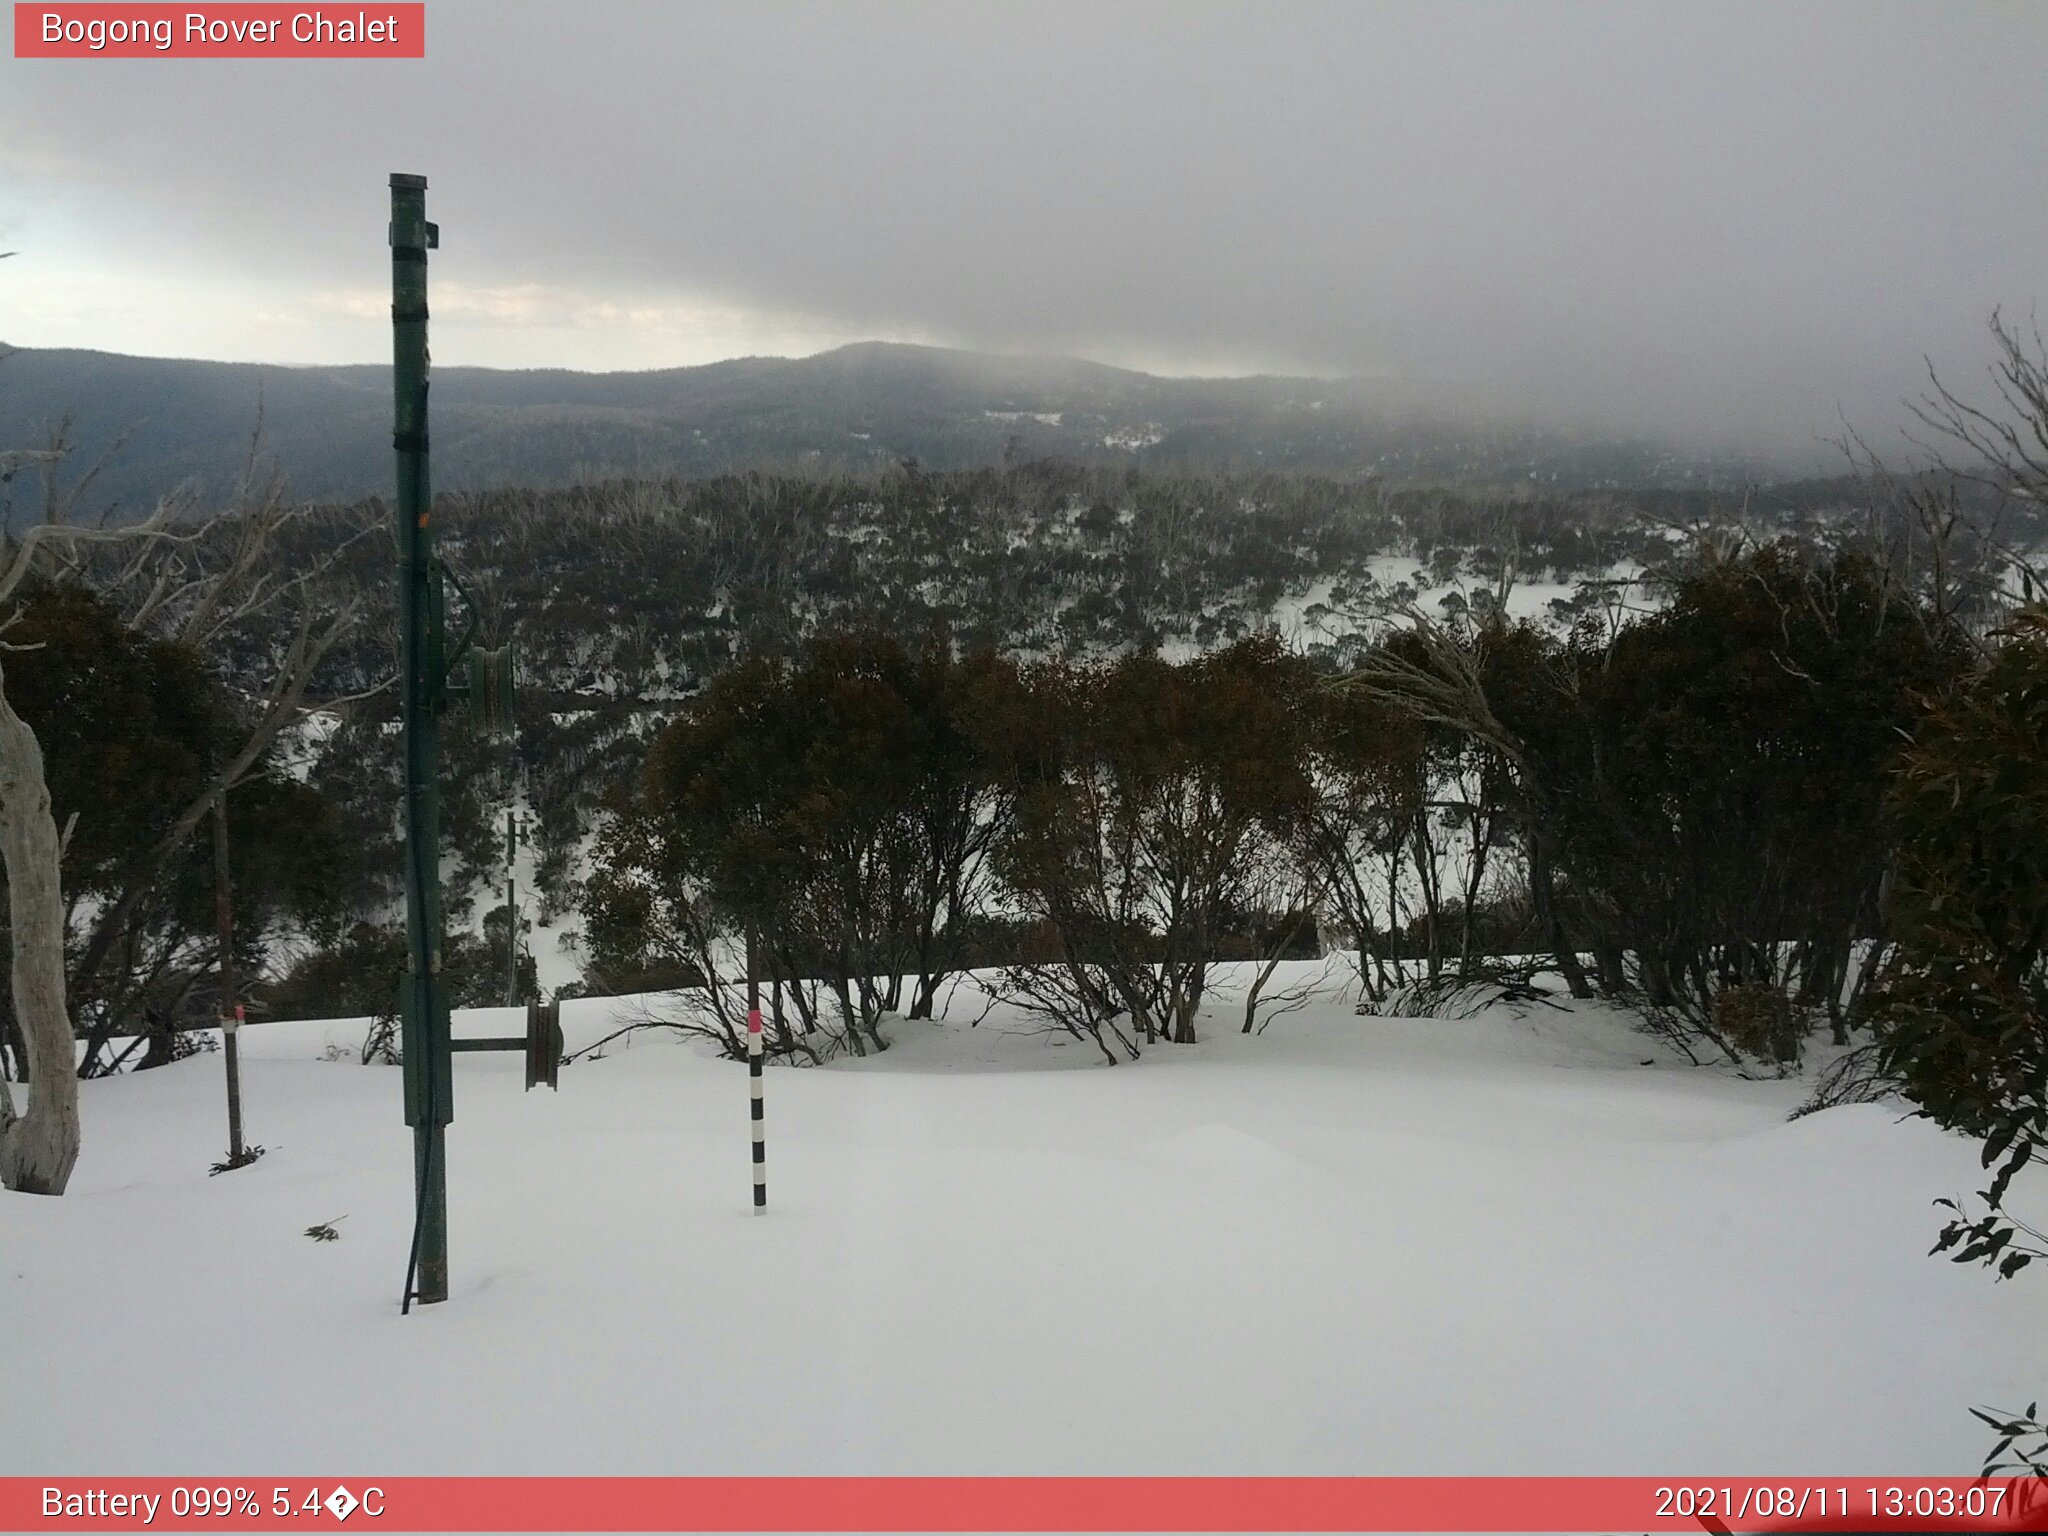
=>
[13,4,424,58]
[3,1477,2048,1532]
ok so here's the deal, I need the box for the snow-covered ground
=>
[3,968,2039,1476]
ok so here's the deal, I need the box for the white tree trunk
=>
[0,669,80,1195]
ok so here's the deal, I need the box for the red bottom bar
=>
[4,1477,2046,1533]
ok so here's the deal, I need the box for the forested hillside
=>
[0,340,1793,519]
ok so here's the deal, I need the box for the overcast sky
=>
[3,0,2045,462]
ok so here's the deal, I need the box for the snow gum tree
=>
[589,631,1012,1058]
[0,426,364,1194]
[0,623,75,1194]
[1348,544,1965,1059]
[0,500,173,1193]
[0,511,170,1191]
[987,638,1315,1048]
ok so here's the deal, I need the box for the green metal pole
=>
[211,789,244,1163]
[391,172,450,1308]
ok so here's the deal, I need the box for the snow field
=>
[3,969,2040,1478]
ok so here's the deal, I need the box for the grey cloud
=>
[4,0,2045,464]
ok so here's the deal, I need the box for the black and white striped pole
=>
[746,929,766,1211]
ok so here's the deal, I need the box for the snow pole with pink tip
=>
[746,929,765,1211]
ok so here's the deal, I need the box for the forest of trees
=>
[573,536,2015,1073]
[0,452,2037,1063]
[208,457,2035,967]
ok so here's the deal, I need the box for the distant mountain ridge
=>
[0,339,1784,516]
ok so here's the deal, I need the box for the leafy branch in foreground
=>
[1970,1401,2048,1482]
[1876,607,2048,1274]
[1930,1195,2048,1281]
[208,1144,267,1176]
[1870,604,2048,1478]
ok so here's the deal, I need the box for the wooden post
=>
[503,803,519,1006]
[212,790,245,1162]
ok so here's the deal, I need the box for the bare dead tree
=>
[1809,312,2048,648]
[1912,311,2048,517]
[64,478,378,1074]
